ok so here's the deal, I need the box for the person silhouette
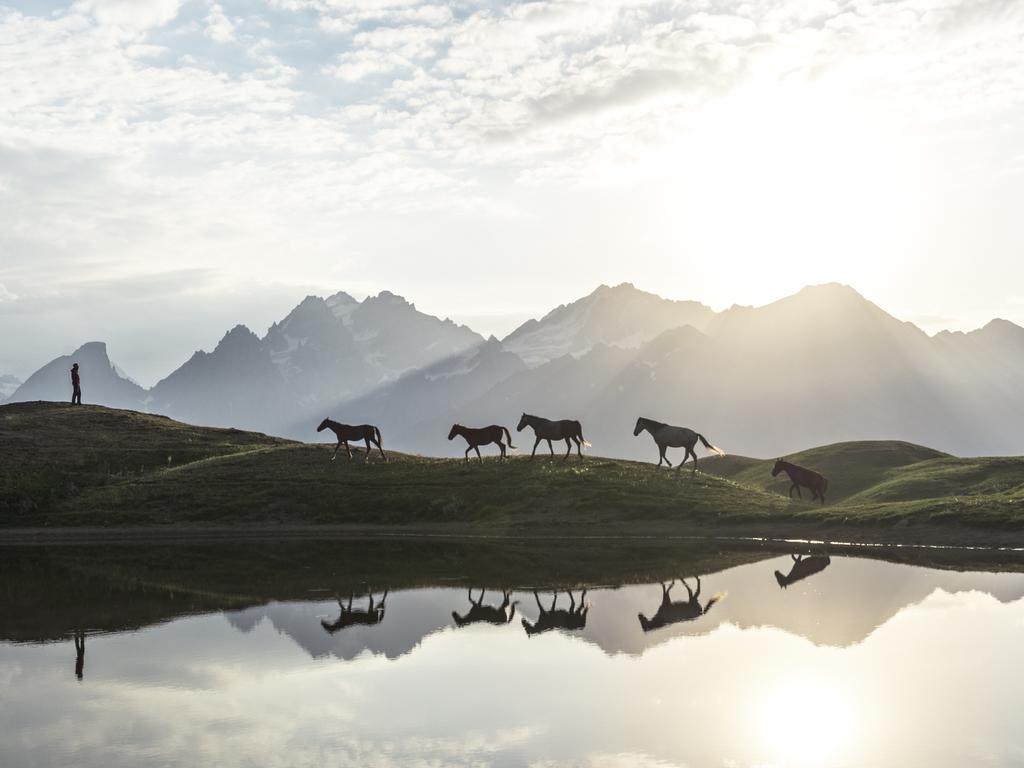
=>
[70,363,81,405]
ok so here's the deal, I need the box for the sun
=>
[747,673,860,766]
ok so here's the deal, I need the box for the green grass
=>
[3,402,1024,544]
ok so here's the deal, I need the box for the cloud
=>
[73,0,185,30]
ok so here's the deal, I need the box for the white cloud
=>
[73,0,185,30]
[204,3,236,43]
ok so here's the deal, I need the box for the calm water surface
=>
[2,541,1023,767]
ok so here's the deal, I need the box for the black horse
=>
[448,424,516,461]
[771,459,828,504]
[451,589,519,627]
[633,417,724,472]
[521,590,588,636]
[516,413,589,460]
[638,578,723,632]
[317,418,387,462]
[775,554,831,588]
[321,590,388,634]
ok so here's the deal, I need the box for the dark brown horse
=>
[317,418,386,462]
[521,590,588,636]
[775,554,831,588]
[771,459,828,504]
[516,413,589,460]
[638,577,723,632]
[448,424,516,461]
[451,589,519,627]
[633,417,724,473]
[321,590,388,634]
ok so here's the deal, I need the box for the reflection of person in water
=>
[775,554,831,588]
[70,363,82,406]
[73,630,85,681]
[451,589,518,627]
[521,590,588,636]
[638,578,723,632]
[320,590,388,634]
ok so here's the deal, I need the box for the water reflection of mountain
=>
[216,557,1024,661]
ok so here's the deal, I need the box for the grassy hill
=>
[2,402,1023,544]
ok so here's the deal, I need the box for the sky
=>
[0,0,1022,385]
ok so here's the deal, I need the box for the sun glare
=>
[748,674,859,767]
[663,80,920,305]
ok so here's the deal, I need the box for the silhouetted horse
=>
[516,413,589,460]
[775,554,831,588]
[638,578,723,632]
[521,590,588,636]
[451,589,519,626]
[633,417,724,473]
[448,424,516,461]
[317,418,386,462]
[321,590,388,634]
[73,629,85,681]
[771,459,828,504]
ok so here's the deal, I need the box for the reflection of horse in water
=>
[451,589,518,626]
[633,417,725,472]
[521,591,588,636]
[321,590,388,634]
[775,554,831,588]
[638,578,723,632]
[516,414,589,460]
[317,418,387,462]
[771,459,828,504]
[73,629,85,681]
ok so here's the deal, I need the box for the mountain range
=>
[6,282,1024,458]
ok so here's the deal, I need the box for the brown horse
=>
[317,418,386,462]
[771,459,828,504]
[448,424,516,461]
[638,577,723,632]
[775,554,831,588]
[451,589,519,627]
[321,590,388,634]
[516,413,589,460]
[521,590,588,636]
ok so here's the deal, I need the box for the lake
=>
[2,538,1023,767]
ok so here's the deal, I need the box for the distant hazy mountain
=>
[6,342,147,410]
[10,283,1024,457]
[148,291,483,435]
[0,374,21,403]
[502,282,713,367]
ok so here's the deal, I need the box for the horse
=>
[521,590,588,636]
[775,554,831,588]
[317,418,386,462]
[321,590,388,634]
[633,417,724,473]
[448,424,516,461]
[451,589,519,627]
[516,413,589,460]
[638,577,723,632]
[771,459,828,504]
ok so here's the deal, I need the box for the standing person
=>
[70,363,82,405]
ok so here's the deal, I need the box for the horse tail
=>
[575,421,592,449]
[705,592,727,612]
[697,434,725,456]
[502,426,516,450]
[373,426,383,446]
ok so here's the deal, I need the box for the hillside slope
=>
[2,404,1023,543]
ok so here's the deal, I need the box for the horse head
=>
[316,418,331,432]
[447,424,460,440]
[771,458,785,476]
[516,413,529,432]
[633,417,647,437]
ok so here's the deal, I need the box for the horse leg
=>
[364,437,372,460]
[532,437,541,457]
[563,438,572,461]
[345,441,353,461]
[475,446,482,462]
[498,441,506,458]
[547,439,555,457]
[794,485,803,499]
[374,439,387,461]
[465,446,472,461]
[691,450,698,475]
[573,435,582,457]
[331,440,341,461]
